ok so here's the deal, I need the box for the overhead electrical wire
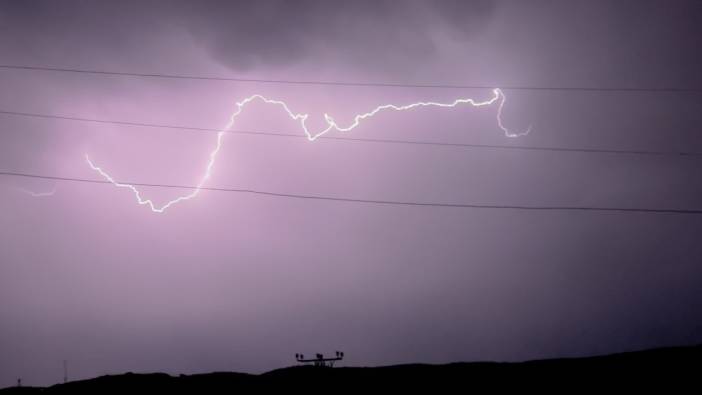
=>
[1,170,701,215]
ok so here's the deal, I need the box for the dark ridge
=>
[2,344,700,393]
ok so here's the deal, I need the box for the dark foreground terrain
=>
[2,345,700,393]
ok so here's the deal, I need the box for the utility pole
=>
[295,351,344,367]
[63,360,68,384]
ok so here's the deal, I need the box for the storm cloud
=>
[1,0,496,71]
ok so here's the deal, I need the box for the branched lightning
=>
[87,88,530,213]
[13,186,56,197]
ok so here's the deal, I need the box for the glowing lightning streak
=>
[14,186,56,197]
[87,88,530,213]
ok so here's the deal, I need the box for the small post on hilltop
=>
[64,360,68,383]
[17,378,21,387]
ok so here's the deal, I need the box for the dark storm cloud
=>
[180,0,496,70]
[0,0,496,70]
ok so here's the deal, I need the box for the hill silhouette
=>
[2,345,699,393]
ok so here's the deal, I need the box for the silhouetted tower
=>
[295,351,344,367]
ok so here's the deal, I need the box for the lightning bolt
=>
[13,186,56,197]
[87,88,530,213]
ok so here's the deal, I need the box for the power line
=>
[1,64,700,93]
[1,109,701,158]
[2,170,701,215]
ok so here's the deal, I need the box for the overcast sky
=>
[1,0,702,387]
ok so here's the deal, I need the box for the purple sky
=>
[1,0,702,387]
